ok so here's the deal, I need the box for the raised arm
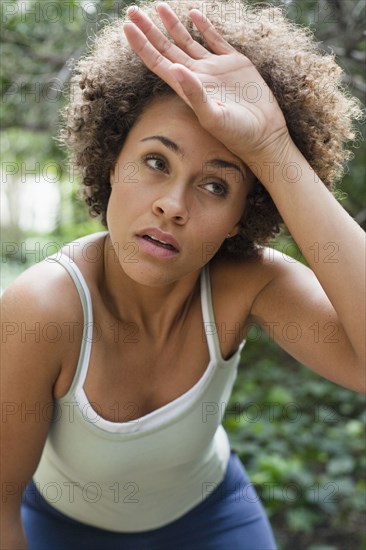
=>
[246,143,365,392]
[123,2,365,391]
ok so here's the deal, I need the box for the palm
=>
[192,54,274,150]
[123,2,288,162]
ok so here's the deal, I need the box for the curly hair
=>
[59,0,363,259]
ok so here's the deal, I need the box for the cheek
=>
[231,196,248,228]
[190,219,227,260]
[106,186,132,235]
[107,181,136,216]
[106,187,118,227]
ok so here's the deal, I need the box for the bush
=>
[225,331,365,549]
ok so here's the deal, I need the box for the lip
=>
[137,227,180,252]
[136,236,179,259]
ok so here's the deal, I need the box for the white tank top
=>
[33,253,246,532]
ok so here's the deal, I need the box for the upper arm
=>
[0,261,74,515]
[248,248,363,392]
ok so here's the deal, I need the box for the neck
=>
[100,234,202,342]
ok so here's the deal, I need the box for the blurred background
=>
[1,0,365,548]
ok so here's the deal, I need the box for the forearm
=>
[248,138,366,365]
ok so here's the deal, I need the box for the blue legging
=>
[21,450,277,550]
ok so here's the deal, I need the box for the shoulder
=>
[210,245,291,293]
[210,246,315,321]
[1,251,83,354]
[1,230,109,331]
[57,231,108,289]
[58,231,107,262]
[2,230,108,333]
[2,253,79,318]
[1,258,79,400]
[0,233,108,370]
[212,245,312,285]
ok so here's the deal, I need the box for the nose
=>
[152,186,190,224]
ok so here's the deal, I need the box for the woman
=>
[1,1,364,548]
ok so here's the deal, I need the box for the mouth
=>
[136,229,180,259]
[142,234,178,252]
[137,227,180,252]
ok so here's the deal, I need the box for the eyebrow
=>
[140,135,184,158]
[139,135,247,183]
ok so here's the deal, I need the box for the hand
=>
[123,2,290,166]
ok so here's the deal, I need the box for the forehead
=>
[137,94,196,125]
[126,95,240,163]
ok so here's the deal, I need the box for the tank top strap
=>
[50,252,93,397]
[200,263,223,363]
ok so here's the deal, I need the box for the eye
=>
[144,155,168,173]
[203,181,228,197]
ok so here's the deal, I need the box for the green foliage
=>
[1,0,103,134]
[225,329,365,549]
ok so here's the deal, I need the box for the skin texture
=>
[61,0,362,257]
[121,2,365,387]
[123,3,289,163]
[106,94,253,289]
[1,3,365,548]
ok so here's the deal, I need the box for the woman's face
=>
[107,94,254,287]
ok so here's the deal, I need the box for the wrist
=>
[243,134,310,190]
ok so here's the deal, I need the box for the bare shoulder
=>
[210,246,314,324]
[210,245,297,300]
[57,230,108,282]
[1,253,82,374]
[1,233,106,377]
[1,231,108,374]
[2,248,83,325]
[213,246,313,288]
[1,230,107,315]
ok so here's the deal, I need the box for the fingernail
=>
[127,5,139,16]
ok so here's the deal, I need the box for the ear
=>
[110,167,115,188]
[228,220,242,238]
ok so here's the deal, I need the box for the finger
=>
[155,2,210,60]
[123,22,174,77]
[126,5,194,67]
[188,9,235,55]
[123,22,192,105]
[170,64,221,126]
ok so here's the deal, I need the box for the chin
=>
[122,262,181,288]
